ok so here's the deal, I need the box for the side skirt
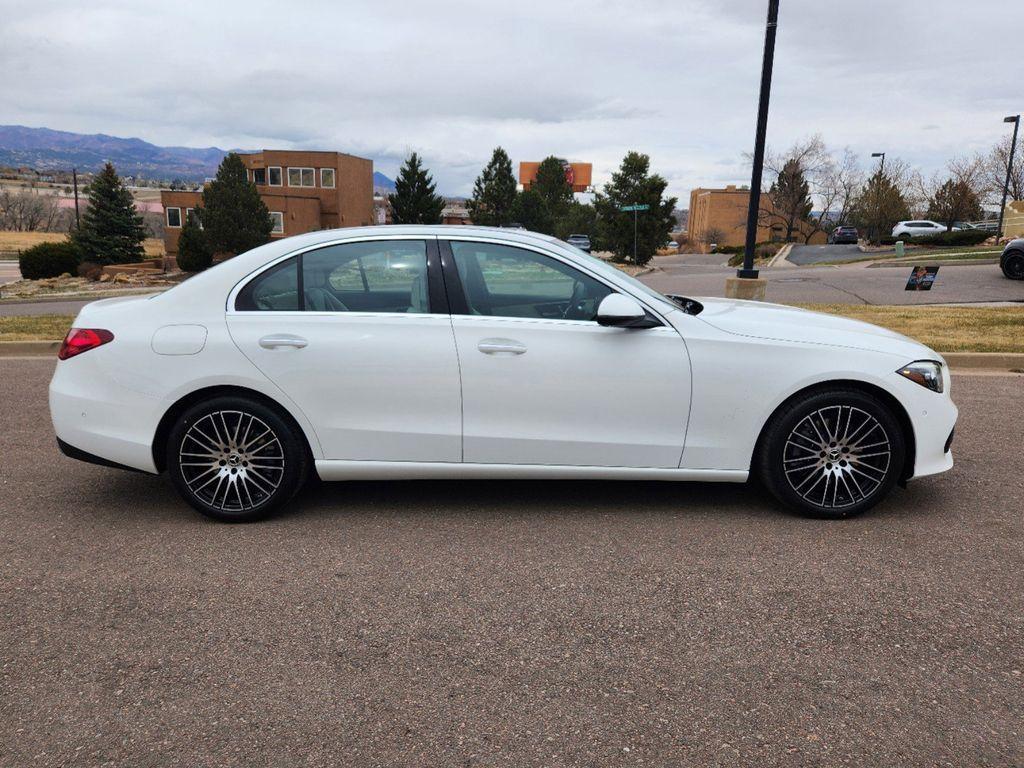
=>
[315,460,748,483]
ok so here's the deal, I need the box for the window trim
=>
[251,167,267,186]
[320,167,336,188]
[267,166,283,187]
[269,211,284,234]
[287,166,316,188]
[165,206,182,228]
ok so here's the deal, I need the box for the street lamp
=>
[737,0,780,281]
[871,152,885,243]
[996,115,1020,243]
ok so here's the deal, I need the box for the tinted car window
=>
[235,240,429,313]
[449,241,612,321]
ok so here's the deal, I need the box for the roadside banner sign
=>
[905,265,939,291]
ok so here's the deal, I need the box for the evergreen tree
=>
[468,147,517,227]
[200,153,273,256]
[176,210,213,272]
[532,156,574,224]
[850,170,911,243]
[593,152,676,265]
[71,162,147,265]
[511,189,551,233]
[553,201,597,242]
[767,158,813,242]
[388,152,445,224]
[927,178,982,230]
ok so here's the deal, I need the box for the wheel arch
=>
[152,385,315,473]
[751,378,916,482]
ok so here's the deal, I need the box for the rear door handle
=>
[477,338,526,356]
[259,334,308,349]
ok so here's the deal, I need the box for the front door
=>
[227,237,462,462]
[442,239,690,468]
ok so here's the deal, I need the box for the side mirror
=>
[596,294,659,328]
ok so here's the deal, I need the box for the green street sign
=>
[621,204,650,212]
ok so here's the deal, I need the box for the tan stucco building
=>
[160,149,374,262]
[688,185,827,248]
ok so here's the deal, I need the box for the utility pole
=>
[72,168,81,229]
[633,206,638,265]
[997,115,1020,243]
[871,152,885,244]
[737,0,780,281]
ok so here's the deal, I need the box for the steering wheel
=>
[562,280,587,320]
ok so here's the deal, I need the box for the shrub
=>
[77,261,103,281]
[176,213,214,272]
[915,229,991,247]
[19,241,81,280]
[724,242,782,266]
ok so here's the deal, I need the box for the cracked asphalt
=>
[1,358,1022,767]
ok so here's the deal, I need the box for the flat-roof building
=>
[160,149,373,264]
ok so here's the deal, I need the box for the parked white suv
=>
[892,220,959,239]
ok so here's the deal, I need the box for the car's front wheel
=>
[757,388,905,519]
[1002,249,1024,280]
[167,396,309,522]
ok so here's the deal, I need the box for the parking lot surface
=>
[1,358,1021,767]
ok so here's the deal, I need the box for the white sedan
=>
[50,226,957,522]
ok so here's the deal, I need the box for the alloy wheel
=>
[178,410,285,513]
[782,405,891,510]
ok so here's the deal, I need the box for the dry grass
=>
[0,231,163,258]
[0,314,74,341]
[3,305,1022,354]
[794,304,1024,353]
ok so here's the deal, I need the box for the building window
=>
[185,208,202,228]
[166,207,181,228]
[320,168,336,188]
[270,212,284,234]
[267,167,282,186]
[252,168,267,185]
[288,167,315,187]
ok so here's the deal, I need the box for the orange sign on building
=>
[519,161,593,193]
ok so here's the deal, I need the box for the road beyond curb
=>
[1,342,1022,372]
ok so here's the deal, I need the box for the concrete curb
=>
[867,258,999,269]
[0,288,165,305]
[2,342,1021,372]
[768,243,794,268]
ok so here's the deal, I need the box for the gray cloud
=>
[0,0,1020,200]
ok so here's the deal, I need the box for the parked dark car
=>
[566,234,591,253]
[1001,238,1024,280]
[828,226,859,245]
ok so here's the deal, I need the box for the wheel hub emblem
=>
[227,453,242,467]
[828,448,841,461]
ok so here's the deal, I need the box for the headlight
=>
[897,360,943,393]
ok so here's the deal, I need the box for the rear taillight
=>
[58,328,114,360]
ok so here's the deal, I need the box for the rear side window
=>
[234,240,430,313]
[236,257,300,311]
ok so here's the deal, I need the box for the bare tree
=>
[805,148,863,242]
[0,187,65,231]
[980,134,1024,208]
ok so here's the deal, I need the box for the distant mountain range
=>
[0,125,395,192]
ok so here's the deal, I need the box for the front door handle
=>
[259,334,308,349]
[477,338,526,356]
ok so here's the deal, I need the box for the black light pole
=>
[738,0,781,280]
[871,152,885,243]
[996,115,1020,242]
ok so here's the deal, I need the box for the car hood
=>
[694,297,938,361]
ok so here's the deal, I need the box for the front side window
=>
[267,167,282,186]
[235,240,430,313]
[252,168,267,185]
[449,241,612,321]
[269,212,284,234]
[288,167,315,187]
[320,168,336,188]
[166,207,181,228]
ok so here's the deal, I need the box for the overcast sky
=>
[1,0,1021,201]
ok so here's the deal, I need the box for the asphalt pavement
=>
[1,358,1021,767]
[787,244,884,265]
[643,253,1022,305]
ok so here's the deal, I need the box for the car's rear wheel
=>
[757,388,905,519]
[1002,249,1024,280]
[167,396,309,522]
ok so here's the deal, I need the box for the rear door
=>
[441,238,690,468]
[226,237,462,462]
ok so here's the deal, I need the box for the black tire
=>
[757,388,905,519]
[167,395,309,522]
[1001,249,1024,280]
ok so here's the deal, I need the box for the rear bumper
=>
[57,437,148,474]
